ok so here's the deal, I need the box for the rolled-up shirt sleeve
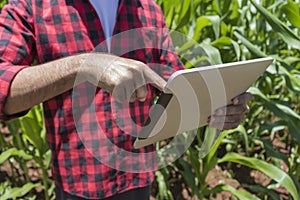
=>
[159,22,185,78]
[0,0,35,121]
[153,7,185,81]
[148,7,184,97]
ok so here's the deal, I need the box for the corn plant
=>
[0,105,54,200]
[152,0,300,199]
[0,0,300,199]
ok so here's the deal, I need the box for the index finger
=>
[143,65,167,91]
[232,92,254,105]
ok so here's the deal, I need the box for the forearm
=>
[3,54,87,115]
[3,52,166,115]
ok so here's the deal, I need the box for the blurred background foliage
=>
[0,0,300,199]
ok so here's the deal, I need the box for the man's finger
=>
[214,104,249,116]
[112,86,127,102]
[232,92,254,105]
[135,85,148,102]
[209,114,245,123]
[143,66,166,91]
[113,81,135,102]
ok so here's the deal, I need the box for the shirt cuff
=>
[0,65,29,121]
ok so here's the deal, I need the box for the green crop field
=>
[0,0,299,199]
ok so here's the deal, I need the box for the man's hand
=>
[4,53,166,115]
[208,92,253,130]
[82,54,166,102]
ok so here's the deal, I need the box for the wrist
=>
[73,53,98,85]
[75,53,117,86]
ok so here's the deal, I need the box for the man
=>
[0,0,252,199]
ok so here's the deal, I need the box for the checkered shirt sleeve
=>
[0,0,35,120]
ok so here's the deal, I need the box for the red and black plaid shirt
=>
[0,0,184,198]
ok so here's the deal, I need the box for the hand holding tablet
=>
[134,57,274,149]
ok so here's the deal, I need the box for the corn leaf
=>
[234,31,266,58]
[193,17,211,41]
[281,0,300,28]
[248,87,300,142]
[175,0,192,30]
[244,185,281,200]
[0,148,32,164]
[19,106,48,155]
[155,171,174,200]
[221,184,260,200]
[219,153,299,200]
[250,0,300,48]
[211,36,241,60]
[0,183,41,200]
[200,43,222,65]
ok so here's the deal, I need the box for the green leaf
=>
[184,56,210,69]
[265,56,300,94]
[0,0,8,9]
[281,1,300,28]
[221,184,260,200]
[164,3,175,29]
[244,185,281,200]
[194,15,220,41]
[211,0,220,15]
[236,125,249,155]
[47,181,56,198]
[178,159,197,193]
[219,153,299,200]
[277,64,300,94]
[230,0,240,20]
[175,39,196,55]
[206,15,220,39]
[155,171,174,200]
[211,36,241,60]
[220,0,231,15]
[260,139,289,164]
[0,183,41,200]
[187,147,201,183]
[248,87,300,142]
[194,17,211,41]
[200,43,222,65]
[211,36,232,47]
[202,126,243,163]
[19,106,48,155]
[250,0,300,48]
[193,0,201,13]
[198,128,220,159]
[0,148,32,164]
[175,0,192,30]
[275,103,300,120]
[234,31,266,58]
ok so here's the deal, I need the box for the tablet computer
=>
[134,57,274,148]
